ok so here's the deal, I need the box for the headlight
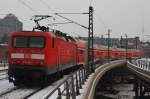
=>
[11,53,24,58]
[31,54,45,60]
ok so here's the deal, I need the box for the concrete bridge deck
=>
[82,60,126,99]
[82,59,150,99]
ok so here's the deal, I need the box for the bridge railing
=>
[40,60,109,99]
[42,67,87,99]
[132,59,150,71]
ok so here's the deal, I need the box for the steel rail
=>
[0,87,19,97]
[23,87,45,99]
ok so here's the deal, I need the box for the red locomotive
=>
[8,31,77,85]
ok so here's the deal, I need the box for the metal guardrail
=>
[40,60,115,99]
[132,59,150,71]
[42,67,87,99]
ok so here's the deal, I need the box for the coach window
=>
[52,37,55,48]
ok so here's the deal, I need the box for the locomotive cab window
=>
[13,37,28,48]
[30,37,45,48]
[13,36,45,48]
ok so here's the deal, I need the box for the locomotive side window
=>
[30,37,45,48]
[13,37,28,48]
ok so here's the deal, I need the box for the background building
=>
[120,36,141,49]
[140,41,150,57]
[0,14,23,43]
[78,36,140,49]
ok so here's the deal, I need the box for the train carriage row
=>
[8,31,144,85]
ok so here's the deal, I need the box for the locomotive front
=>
[8,31,53,85]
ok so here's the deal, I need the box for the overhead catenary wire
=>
[38,0,90,31]
[55,13,89,14]
[55,13,89,30]
[90,0,94,6]
[38,0,55,13]
[94,11,109,30]
[48,21,73,26]
[15,0,96,36]
[16,0,40,14]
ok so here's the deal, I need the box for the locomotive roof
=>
[11,31,55,37]
[11,31,76,43]
[54,30,76,42]
[76,40,86,48]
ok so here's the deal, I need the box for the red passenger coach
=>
[76,41,86,65]
[8,31,77,85]
[111,48,120,59]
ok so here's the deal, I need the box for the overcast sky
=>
[0,0,150,40]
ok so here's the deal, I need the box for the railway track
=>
[0,71,8,81]
[0,69,7,73]
[0,77,44,99]
[0,66,85,99]
[23,87,45,99]
[0,87,41,99]
[0,76,8,80]
[0,87,18,97]
[0,74,71,99]
[0,72,7,76]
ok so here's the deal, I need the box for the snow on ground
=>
[0,66,8,70]
[0,71,7,76]
[0,87,38,99]
[0,72,7,80]
[113,84,135,99]
[113,84,134,91]
[76,74,94,99]
[0,78,39,99]
[0,79,15,95]
[97,84,135,99]
[138,58,150,61]
[29,80,63,99]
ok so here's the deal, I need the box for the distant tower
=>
[141,25,145,42]
[135,36,140,49]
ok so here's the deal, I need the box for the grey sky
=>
[0,0,150,40]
